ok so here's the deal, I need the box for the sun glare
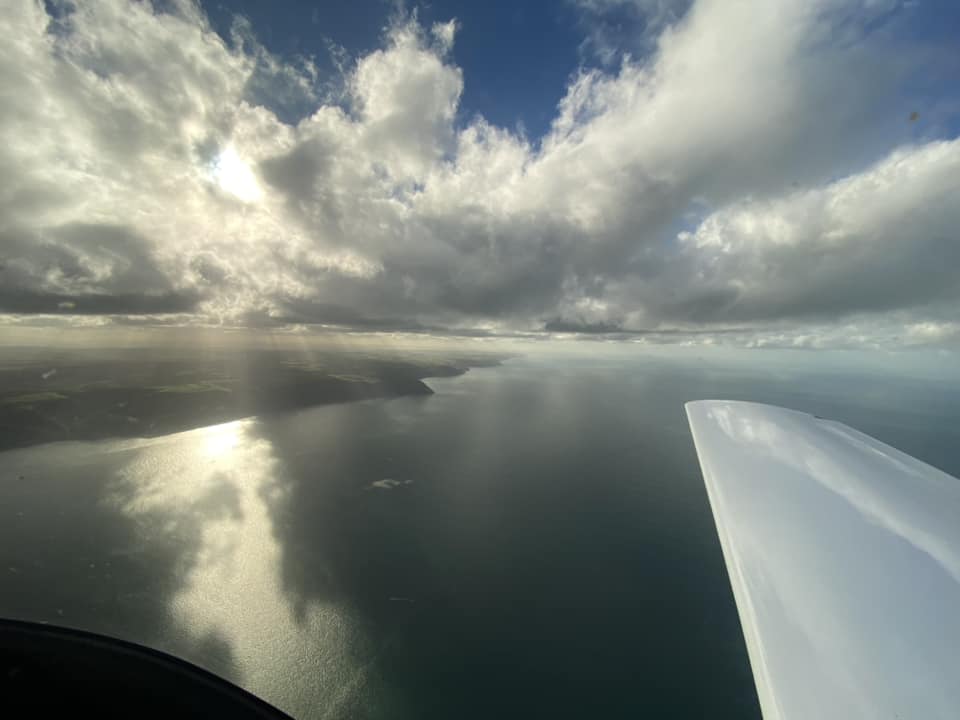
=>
[212,146,262,202]
[204,421,241,457]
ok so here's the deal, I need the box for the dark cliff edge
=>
[0,349,506,452]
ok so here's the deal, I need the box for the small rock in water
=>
[368,478,414,490]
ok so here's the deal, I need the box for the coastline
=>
[0,349,504,452]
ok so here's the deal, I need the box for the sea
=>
[3,347,959,718]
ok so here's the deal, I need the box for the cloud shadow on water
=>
[250,373,762,719]
[0,439,240,681]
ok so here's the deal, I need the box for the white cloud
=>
[431,20,458,54]
[572,0,692,65]
[905,321,960,346]
[0,0,957,348]
[351,22,463,183]
[656,140,960,323]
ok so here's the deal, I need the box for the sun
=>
[212,146,262,203]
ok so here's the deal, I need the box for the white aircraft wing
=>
[686,400,960,720]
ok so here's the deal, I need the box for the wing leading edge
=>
[686,400,960,720]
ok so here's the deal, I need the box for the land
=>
[0,346,504,451]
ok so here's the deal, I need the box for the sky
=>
[1,0,959,349]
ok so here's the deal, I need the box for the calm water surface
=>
[3,353,959,718]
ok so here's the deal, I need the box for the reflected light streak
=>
[205,423,240,457]
[111,420,365,718]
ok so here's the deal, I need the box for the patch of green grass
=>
[1,392,68,405]
[151,382,232,394]
[281,359,327,372]
[330,374,379,384]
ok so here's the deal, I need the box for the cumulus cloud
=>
[0,0,957,347]
[637,140,960,324]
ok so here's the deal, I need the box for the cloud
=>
[904,321,960,347]
[571,0,694,65]
[0,289,198,315]
[0,222,201,314]
[543,318,626,334]
[0,0,957,347]
[644,140,960,324]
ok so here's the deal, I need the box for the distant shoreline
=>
[0,348,504,452]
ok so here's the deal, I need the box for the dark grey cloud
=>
[259,141,330,206]
[0,289,200,315]
[269,298,430,332]
[544,318,625,333]
[0,223,194,315]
